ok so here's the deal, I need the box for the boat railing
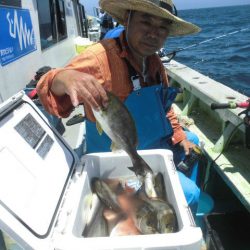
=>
[164,59,250,212]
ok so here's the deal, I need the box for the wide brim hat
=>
[99,0,201,37]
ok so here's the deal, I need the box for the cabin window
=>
[56,0,67,41]
[0,0,21,7]
[72,0,88,37]
[37,0,67,50]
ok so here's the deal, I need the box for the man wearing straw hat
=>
[37,0,201,214]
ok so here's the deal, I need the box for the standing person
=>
[37,0,201,214]
[99,9,114,40]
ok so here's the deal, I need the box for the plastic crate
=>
[53,150,203,250]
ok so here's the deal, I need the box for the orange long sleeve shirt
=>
[37,32,186,144]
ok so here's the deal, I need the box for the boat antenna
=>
[160,27,250,62]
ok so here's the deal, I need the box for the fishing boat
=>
[164,58,250,249]
[0,1,249,250]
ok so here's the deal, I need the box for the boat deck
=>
[166,59,250,212]
[173,103,250,211]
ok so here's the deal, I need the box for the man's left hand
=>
[179,139,197,155]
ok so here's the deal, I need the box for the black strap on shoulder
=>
[114,37,139,79]
[114,37,164,87]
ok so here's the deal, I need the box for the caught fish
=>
[136,187,178,234]
[92,178,134,235]
[92,92,157,198]
[154,172,167,200]
[91,177,122,213]
[92,178,145,235]
[82,193,108,237]
[134,201,158,234]
[91,177,177,235]
[82,203,108,237]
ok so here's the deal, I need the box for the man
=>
[37,0,201,213]
[99,9,114,40]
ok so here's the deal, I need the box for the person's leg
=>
[178,171,200,215]
[171,131,200,214]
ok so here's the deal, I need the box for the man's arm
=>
[51,69,108,109]
[160,61,196,154]
[37,47,109,118]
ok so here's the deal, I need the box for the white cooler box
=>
[0,92,202,250]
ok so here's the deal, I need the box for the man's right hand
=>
[51,69,108,110]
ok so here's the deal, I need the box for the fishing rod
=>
[159,27,250,62]
[211,99,250,149]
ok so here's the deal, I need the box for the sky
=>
[81,0,250,15]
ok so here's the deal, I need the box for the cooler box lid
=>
[0,92,77,248]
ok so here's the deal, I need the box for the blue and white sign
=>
[0,7,37,66]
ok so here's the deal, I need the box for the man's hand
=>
[179,139,197,155]
[51,69,109,110]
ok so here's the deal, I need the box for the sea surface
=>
[165,4,250,97]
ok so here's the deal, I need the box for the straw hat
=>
[99,0,201,36]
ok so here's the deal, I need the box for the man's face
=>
[126,11,171,57]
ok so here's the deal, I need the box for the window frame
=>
[0,0,21,7]
[72,0,88,38]
[37,0,68,50]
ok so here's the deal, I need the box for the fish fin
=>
[96,121,103,135]
[110,142,121,152]
[127,166,136,173]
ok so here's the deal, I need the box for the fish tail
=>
[128,155,157,199]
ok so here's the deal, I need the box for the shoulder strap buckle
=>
[131,76,141,91]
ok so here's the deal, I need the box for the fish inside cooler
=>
[81,173,178,238]
[67,152,186,240]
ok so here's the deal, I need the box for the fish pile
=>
[83,174,177,237]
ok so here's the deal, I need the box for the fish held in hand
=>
[92,91,157,198]
[92,91,138,153]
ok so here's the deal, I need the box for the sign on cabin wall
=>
[0,7,37,66]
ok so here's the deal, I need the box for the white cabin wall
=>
[36,0,79,67]
[0,0,78,102]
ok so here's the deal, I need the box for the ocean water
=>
[165,4,250,97]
